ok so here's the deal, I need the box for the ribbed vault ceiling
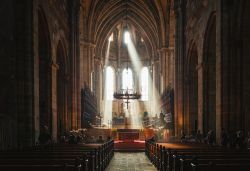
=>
[84,0,167,60]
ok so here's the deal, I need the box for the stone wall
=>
[174,0,250,143]
[0,0,81,150]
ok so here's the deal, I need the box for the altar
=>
[117,129,140,141]
[111,128,154,141]
[113,128,154,151]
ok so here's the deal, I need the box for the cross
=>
[125,98,130,109]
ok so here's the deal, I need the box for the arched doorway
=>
[56,42,67,138]
[203,13,216,134]
[38,9,52,133]
[241,1,250,132]
[187,44,198,135]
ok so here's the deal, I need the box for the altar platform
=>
[114,140,145,151]
[113,128,154,151]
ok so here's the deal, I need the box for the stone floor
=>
[105,152,157,171]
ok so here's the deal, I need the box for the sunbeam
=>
[103,39,112,127]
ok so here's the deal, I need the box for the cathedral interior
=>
[1,0,250,170]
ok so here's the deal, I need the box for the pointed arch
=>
[86,0,162,60]
[203,12,216,133]
[186,42,198,134]
[38,7,52,133]
[56,40,68,138]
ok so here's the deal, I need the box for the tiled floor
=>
[105,152,157,171]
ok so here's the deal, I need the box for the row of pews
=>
[0,140,114,171]
[145,139,250,171]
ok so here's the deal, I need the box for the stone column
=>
[51,60,59,142]
[215,0,237,143]
[152,59,160,115]
[70,0,81,130]
[33,0,40,143]
[15,0,34,147]
[174,0,186,137]
[215,0,223,143]
[168,48,175,87]
[80,42,95,88]
[158,48,168,92]
[79,41,95,128]
[95,58,102,113]
[197,62,204,134]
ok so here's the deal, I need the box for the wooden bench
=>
[191,162,250,171]
[145,140,250,171]
[0,140,114,171]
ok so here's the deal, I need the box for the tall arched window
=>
[105,66,115,100]
[122,68,133,90]
[141,67,149,101]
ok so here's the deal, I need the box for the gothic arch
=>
[186,42,198,134]
[99,21,154,61]
[203,12,216,134]
[86,0,162,60]
[38,8,52,133]
[56,40,68,138]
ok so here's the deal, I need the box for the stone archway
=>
[38,9,52,133]
[203,13,216,134]
[56,41,68,139]
[187,44,198,135]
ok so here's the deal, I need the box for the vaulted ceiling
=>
[81,0,171,60]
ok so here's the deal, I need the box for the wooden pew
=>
[191,162,250,171]
[145,140,250,171]
[0,164,80,171]
[0,140,114,171]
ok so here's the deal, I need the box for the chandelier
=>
[113,0,141,108]
[113,88,141,109]
[113,88,141,100]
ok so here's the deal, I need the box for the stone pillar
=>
[215,0,223,143]
[69,0,81,130]
[95,58,102,113]
[15,0,34,147]
[158,48,175,92]
[197,63,204,134]
[158,48,168,92]
[216,0,237,143]
[152,59,160,115]
[174,0,186,137]
[80,42,95,88]
[33,0,40,143]
[168,48,175,87]
[51,60,59,141]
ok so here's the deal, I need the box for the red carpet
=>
[114,140,145,151]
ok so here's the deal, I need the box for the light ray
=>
[126,33,161,121]
[103,39,113,127]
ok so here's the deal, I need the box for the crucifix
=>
[125,98,130,109]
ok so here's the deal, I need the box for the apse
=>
[100,23,161,130]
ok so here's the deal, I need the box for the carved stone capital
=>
[51,60,59,69]
[196,62,203,70]
[81,41,96,48]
